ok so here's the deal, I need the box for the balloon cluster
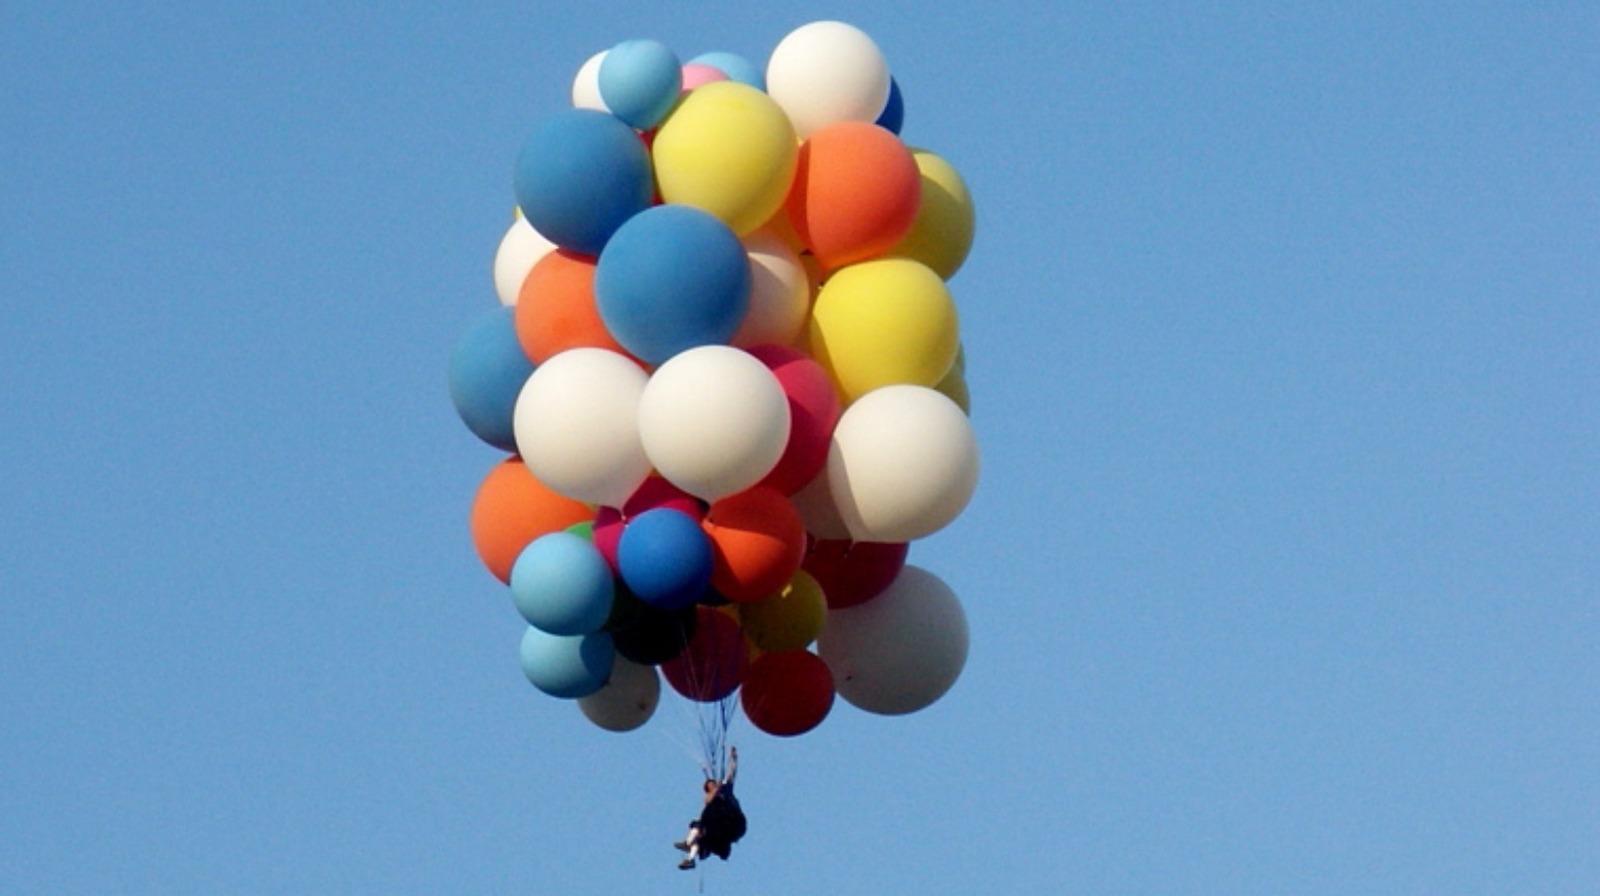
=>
[450,21,978,739]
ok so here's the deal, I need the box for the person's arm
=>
[723,746,738,787]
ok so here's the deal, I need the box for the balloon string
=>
[672,612,744,782]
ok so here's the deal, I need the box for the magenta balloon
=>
[594,476,706,569]
[748,344,841,495]
[680,63,729,91]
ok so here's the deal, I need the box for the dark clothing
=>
[691,788,746,860]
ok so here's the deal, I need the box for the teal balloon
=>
[510,532,615,635]
[599,39,682,130]
[519,628,614,699]
[448,306,532,452]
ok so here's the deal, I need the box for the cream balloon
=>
[493,214,555,307]
[789,469,853,541]
[817,564,968,715]
[731,228,812,349]
[827,385,978,542]
[571,50,609,111]
[638,346,791,502]
[765,21,890,138]
[513,348,650,508]
[578,656,660,731]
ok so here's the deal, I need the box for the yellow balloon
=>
[808,257,960,403]
[888,150,975,280]
[739,570,827,653]
[652,82,799,236]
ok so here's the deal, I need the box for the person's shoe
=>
[673,841,690,851]
[678,858,696,870]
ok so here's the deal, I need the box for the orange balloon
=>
[470,457,594,583]
[514,249,629,364]
[784,122,921,271]
[701,486,807,602]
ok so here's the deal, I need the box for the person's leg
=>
[677,822,702,868]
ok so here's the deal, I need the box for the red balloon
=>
[802,539,909,609]
[661,607,747,702]
[747,344,841,495]
[741,650,835,737]
[702,486,807,602]
[593,476,705,569]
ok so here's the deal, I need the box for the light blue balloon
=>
[688,51,764,90]
[594,204,750,364]
[511,532,615,635]
[599,39,682,130]
[513,109,654,256]
[519,628,614,699]
[448,306,532,452]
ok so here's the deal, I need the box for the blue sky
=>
[3,2,1597,893]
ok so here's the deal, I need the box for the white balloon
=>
[638,346,791,502]
[818,565,967,715]
[571,50,609,111]
[731,228,812,349]
[578,656,660,732]
[493,214,556,307]
[514,348,650,508]
[828,385,978,542]
[765,21,890,138]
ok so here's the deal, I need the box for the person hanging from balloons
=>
[675,746,746,869]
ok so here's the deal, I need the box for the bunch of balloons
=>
[450,21,978,739]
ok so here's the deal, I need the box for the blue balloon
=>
[876,77,904,135]
[594,204,751,364]
[448,306,533,452]
[688,51,764,90]
[599,39,682,130]
[616,508,713,610]
[513,109,654,256]
[511,532,616,635]
[519,627,615,699]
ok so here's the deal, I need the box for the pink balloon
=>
[593,476,705,569]
[680,63,730,91]
[748,344,841,495]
